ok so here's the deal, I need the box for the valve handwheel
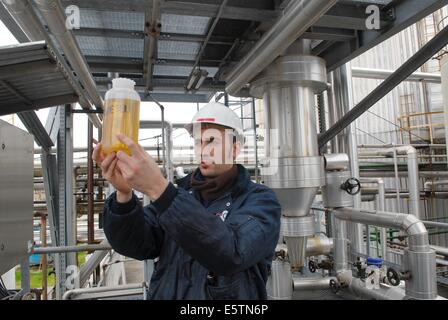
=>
[342,178,362,195]
[308,260,317,273]
[387,268,400,287]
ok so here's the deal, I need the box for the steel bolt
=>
[1,243,5,251]
[1,143,5,150]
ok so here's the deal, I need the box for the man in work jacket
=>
[93,102,281,299]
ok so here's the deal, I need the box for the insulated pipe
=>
[358,146,421,219]
[431,245,448,257]
[33,0,104,112]
[424,180,448,191]
[332,208,428,252]
[293,277,337,291]
[1,0,101,128]
[333,207,437,300]
[348,278,407,300]
[225,0,337,95]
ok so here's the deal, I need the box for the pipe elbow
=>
[401,214,429,250]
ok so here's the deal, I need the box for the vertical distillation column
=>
[251,40,327,271]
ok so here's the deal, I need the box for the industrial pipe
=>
[62,283,145,300]
[358,146,421,218]
[293,277,337,291]
[424,180,448,191]
[351,67,442,83]
[225,0,337,95]
[332,207,437,300]
[33,243,112,254]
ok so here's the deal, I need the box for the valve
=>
[341,178,361,195]
[329,279,341,294]
[386,268,401,286]
[308,260,317,273]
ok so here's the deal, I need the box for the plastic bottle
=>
[101,78,140,156]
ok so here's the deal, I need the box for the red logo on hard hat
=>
[197,118,215,122]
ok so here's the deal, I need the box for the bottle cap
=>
[112,78,136,90]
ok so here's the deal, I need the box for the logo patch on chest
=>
[215,210,229,221]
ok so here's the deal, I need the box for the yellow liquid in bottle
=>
[102,98,140,156]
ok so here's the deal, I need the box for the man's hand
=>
[115,134,169,201]
[92,143,133,202]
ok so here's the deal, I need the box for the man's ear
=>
[233,141,242,161]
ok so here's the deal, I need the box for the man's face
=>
[193,123,240,177]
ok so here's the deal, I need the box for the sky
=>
[0,20,217,163]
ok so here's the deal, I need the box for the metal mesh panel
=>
[157,41,200,61]
[77,36,143,58]
[80,9,145,31]
[161,14,210,35]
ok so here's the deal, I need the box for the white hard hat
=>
[186,102,244,144]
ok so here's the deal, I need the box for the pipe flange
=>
[281,216,315,237]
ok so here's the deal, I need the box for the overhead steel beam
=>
[185,0,228,91]
[17,111,54,149]
[33,0,104,113]
[62,0,389,28]
[62,0,278,22]
[319,24,448,148]
[0,2,28,42]
[302,27,356,42]
[0,94,79,116]
[322,0,448,71]
[73,28,235,45]
[143,0,162,94]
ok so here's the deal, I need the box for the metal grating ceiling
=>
[153,65,218,77]
[2,0,445,104]
[0,41,79,115]
[157,40,201,61]
[161,14,210,35]
[80,9,145,31]
[77,36,144,58]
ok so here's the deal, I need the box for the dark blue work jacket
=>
[103,164,281,300]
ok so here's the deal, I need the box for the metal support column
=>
[87,120,94,246]
[56,104,76,299]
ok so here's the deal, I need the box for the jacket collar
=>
[176,164,250,198]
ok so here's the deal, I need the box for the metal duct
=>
[252,40,326,269]
[225,0,337,96]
